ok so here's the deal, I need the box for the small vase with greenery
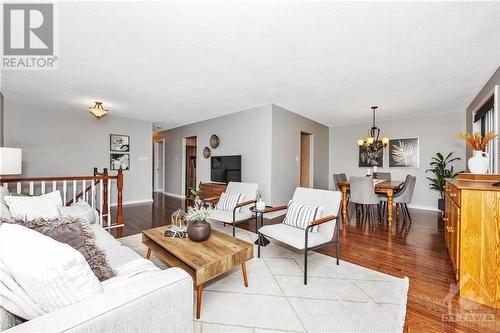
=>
[184,201,214,242]
[425,152,461,211]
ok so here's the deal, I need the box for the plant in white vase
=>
[457,132,497,174]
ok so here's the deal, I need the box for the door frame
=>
[300,132,314,188]
[154,139,165,192]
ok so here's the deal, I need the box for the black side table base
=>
[254,236,270,246]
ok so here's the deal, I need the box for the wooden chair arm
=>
[310,215,337,226]
[265,205,288,213]
[202,196,220,203]
[235,200,256,208]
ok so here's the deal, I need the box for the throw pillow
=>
[1,216,114,281]
[216,192,244,212]
[283,200,323,232]
[59,199,98,224]
[4,191,62,221]
[0,223,103,319]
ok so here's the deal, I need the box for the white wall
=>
[154,105,273,201]
[4,99,153,205]
[329,111,466,210]
[271,104,329,205]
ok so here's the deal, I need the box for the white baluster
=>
[41,181,46,194]
[63,181,67,204]
[107,178,111,227]
[73,180,77,205]
[82,180,87,202]
[91,181,95,209]
[29,182,34,196]
[99,180,103,226]
[16,182,21,194]
[52,181,57,192]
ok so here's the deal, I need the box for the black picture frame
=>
[110,134,130,152]
[389,138,419,168]
[110,153,130,170]
[358,142,384,167]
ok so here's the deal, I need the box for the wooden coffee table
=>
[142,226,254,319]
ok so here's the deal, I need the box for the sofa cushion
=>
[0,306,24,332]
[90,223,121,249]
[0,187,11,219]
[0,223,103,319]
[59,200,97,224]
[4,191,62,221]
[259,223,331,249]
[2,217,114,282]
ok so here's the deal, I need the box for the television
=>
[211,155,241,183]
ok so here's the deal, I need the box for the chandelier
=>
[89,101,108,119]
[356,106,389,151]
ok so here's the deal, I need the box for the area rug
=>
[120,223,409,333]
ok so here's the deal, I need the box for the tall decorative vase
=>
[468,150,489,174]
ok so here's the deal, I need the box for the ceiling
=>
[2,1,499,129]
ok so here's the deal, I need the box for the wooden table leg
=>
[387,189,394,225]
[146,248,151,259]
[196,285,202,319]
[341,186,348,222]
[242,262,249,287]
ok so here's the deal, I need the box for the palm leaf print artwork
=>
[389,138,419,168]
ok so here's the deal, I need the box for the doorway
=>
[154,139,165,192]
[185,136,197,197]
[300,132,314,188]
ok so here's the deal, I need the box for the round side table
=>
[250,206,272,246]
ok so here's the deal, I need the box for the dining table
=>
[337,179,404,225]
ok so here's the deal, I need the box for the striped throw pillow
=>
[283,201,323,232]
[216,192,244,212]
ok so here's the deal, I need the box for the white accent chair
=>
[206,182,258,236]
[258,187,342,285]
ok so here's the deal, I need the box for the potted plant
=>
[184,201,214,242]
[425,152,461,211]
[457,131,497,174]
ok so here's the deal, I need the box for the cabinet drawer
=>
[445,182,460,206]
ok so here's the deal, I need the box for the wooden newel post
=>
[117,168,124,226]
[93,167,98,177]
[102,168,109,218]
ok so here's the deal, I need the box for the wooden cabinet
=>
[199,182,227,200]
[444,174,500,309]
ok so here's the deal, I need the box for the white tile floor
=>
[121,222,409,333]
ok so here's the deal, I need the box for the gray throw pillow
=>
[0,216,113,281]
[59,200,97,224]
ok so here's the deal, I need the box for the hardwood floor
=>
[112,193,499,333]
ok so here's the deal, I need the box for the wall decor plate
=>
[210,134,220,149]
[203,147,211,159]
[389,138,419,168]
[358,142,383,167]
[110,134,130,152]
[110,153,130,170]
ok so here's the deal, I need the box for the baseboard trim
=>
[163,192,185,199]
[111,199,154,207]
[407,204,440,212]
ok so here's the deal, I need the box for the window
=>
[473,96,495,172]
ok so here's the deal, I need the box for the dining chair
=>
[257,187,342,285]
[380,175,416,222]
[349,176,381,224]
[333,173,347,191]
[375,172,391,180]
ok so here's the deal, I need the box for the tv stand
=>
[199,182,227,200]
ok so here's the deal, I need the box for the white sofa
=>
[1,224,194,333]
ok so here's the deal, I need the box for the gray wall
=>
[4,98,153,205]
[465,66,500,165]
[271,104,329,205]
[155,105,273,201]
[329,111,466,210]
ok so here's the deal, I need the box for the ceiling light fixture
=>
[357,106,389,151]
[89,101,108,119]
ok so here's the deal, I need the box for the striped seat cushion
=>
[216,192,244,212]
[283,201,323,232]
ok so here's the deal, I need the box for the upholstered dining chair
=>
[333,173,347,191]
[257,187,342,285]
[205,182,258,236]
[380,175,416,222]
[375,172,391,180]
[349,176,381,223]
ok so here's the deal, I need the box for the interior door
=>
[300,132,311,187]
[154,141,164,192]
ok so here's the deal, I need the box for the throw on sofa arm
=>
[6,268,193,333]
